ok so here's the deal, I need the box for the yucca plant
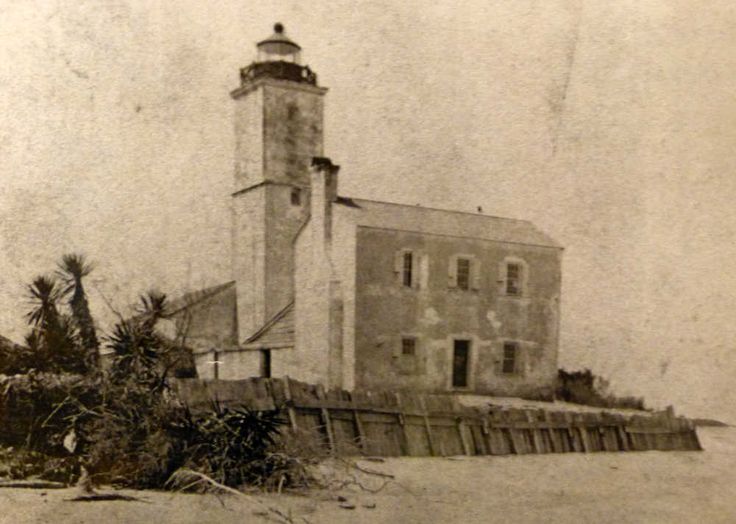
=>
[57,254,99,370]
[24,275,87,374]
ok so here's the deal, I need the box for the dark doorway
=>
[260,349,272,378]
[452,340,470,388]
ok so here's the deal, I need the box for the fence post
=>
[419,395,436,457]
[282,376,299,432]
[395,392,410,456]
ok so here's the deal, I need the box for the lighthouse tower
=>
[230,24,327,341]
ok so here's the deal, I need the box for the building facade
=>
[174,25,563,399]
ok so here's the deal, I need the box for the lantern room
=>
[239,23,317,87]
[257,23,302,64]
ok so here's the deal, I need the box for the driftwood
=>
[66,493,143,502]
[65,467,145,502]
[0,479,67,489]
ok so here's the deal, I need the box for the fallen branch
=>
[166,468,296,524]
[66,493,143,502]
[353,463,394,479]
[0,480,67,489]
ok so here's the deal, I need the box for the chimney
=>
[309,157,340,242]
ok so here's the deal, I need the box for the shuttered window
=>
[456,258,471,290]
[395,249,423,289]
[506,263,521,295]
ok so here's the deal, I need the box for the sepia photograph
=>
[0,1,734,522]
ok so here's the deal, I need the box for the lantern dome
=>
[257,23,302,64]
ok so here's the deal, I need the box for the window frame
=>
[401,336,417,356]
[290,187,302,206]
[448,254,480,290]
[396,335,422,375]
[505,262,522,296]
[456,257,471,290]
[501,341,519,375]
[402,251,414,288]
[499,256,528,297]
[394,249,422,289]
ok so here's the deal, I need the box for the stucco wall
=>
[264,184,308,321]
[262,82,325,186]
[232,87,263,190]
[232,189,266,340]
[353,226,562,398]
[294,219,332,385]
[331,205,358,389]
[194,346,302,381]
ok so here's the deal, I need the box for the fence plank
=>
[315,384,336,453]
[419,396,436,457]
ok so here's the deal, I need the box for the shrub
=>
[556,368,646,410]
[168,402,294,490]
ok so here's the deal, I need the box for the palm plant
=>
[57,254,99,370]
[26,275,62,330]
[107,290,170,388]
[25,275,86,373]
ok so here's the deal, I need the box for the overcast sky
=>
[1,1,735,422]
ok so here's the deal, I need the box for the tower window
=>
[456,257,471,290]
[402,252,413,287]
[502,342,518,375]
[401,337,416,356]
[290,188,302,206]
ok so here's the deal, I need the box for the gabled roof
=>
[243,301,295,350]
[165,281,236,318]
[337,197,561,249]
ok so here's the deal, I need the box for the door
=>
[452,340,470,388]
[260,349,272,378]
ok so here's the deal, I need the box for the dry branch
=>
[166,468,296,524]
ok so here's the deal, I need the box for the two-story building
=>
[169,25,563,399]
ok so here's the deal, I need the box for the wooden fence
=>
[171,377,702,457]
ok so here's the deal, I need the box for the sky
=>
[1,0,735,422]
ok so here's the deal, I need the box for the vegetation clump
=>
[556,368,646,411]
[0,253,311,493]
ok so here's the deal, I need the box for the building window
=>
[500,257,527,297]
[398,336,421,375]
[402,252,413,287]
[401,337,416,356]
[395,249,421,289]
[456,257,471,290]
[506,263,521,295]
[502,342,518,375]
[290,188,301,206]
[449,255,479,290]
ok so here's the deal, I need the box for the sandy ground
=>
[0,427,733,524]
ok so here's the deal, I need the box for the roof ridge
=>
[343,196,530,223]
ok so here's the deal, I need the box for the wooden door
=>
[452,340,470,388]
